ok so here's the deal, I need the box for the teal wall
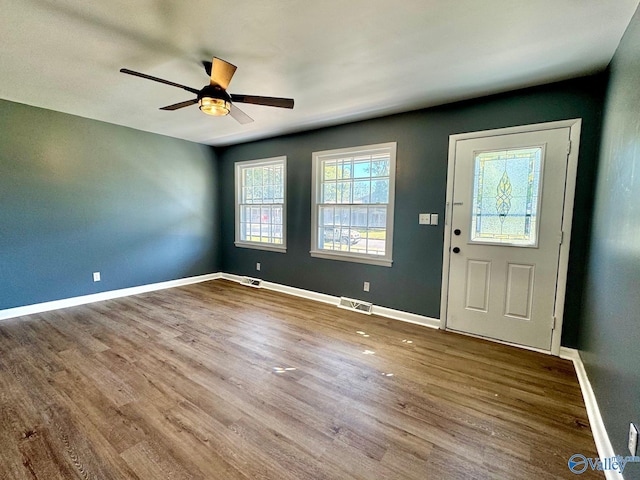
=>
[0,100,220,309]
[218,75,607,347]
[579,6,640,476]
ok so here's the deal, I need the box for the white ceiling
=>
[1,1,638,146]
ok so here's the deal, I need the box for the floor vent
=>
[337,297,373,315]
[240,276,263,288]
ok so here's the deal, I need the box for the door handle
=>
[452,247,461,254]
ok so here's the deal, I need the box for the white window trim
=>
[310,142,396,267]
[235,156,287,253]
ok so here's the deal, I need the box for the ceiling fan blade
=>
[229,103,254,124]
[120,68,200,95]
[210,57,237,90]
[159,99,198,111]
[231,94,294,109]
[202,60,212,77]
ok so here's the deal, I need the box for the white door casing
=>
[440,120,582,355]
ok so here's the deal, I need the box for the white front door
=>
[445,126,573,350]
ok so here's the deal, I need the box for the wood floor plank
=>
[0,279,603,479]
[121,439,203,480]
[51,368,147,454]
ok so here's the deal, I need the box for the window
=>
[235,156,286,252]
[470,147,543,246]
[311,142,396,267]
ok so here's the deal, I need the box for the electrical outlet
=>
[419,213,431,225]
[629,423,638,456]
[256,262,261,271]
[93,272,101,282]
[363,281,370,292]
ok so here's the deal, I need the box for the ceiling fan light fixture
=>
[199,97,230,116]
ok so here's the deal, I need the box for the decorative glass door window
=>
[470,147,543,246]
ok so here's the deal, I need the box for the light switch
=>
[419,213,431,225]
[431,214,438,225]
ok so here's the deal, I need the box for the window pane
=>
[471,147,542,246]
[368,207,386,228]
[365,229,386,255]
[264,166,274,186]
[250,207,260,223]
[351,207,367,228]
[319,206,335,228]
[271,206,282,225]
[371,179,389,204]
[342,162,352,179]
[275,185,284,203]
[319,228,339,251]
[323,160,336,181]
[323,183,337,203]
[353,158,371,178]
[352,180,370,204]
[272,205,283,243]
[260,222,270,242]
[371,158,390,177]
[334,207,351,227]
[336,181,352,204]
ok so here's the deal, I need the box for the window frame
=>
[310,142,396,267]
[234,156,287,253]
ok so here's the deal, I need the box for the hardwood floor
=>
[0,279,602,479]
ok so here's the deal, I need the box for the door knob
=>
[452,247,460,254]
[454,229,461,236]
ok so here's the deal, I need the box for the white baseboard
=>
[0,273,222,321]
[371,304,440,329]
[221,273,441,329]
[560,347,623,480]
[1,272,440,332]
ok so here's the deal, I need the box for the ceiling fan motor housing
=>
[198,85,231,103]
[198,85,232,116]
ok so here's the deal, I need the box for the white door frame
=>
[440,119,582,356]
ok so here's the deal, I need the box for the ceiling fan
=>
[120,57,294,124]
